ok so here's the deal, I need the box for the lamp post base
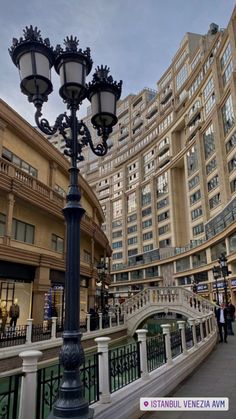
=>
[48,407,94,419]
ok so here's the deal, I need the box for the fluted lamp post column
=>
[9,26,122,419]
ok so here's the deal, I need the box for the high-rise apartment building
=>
[50,7,236,305]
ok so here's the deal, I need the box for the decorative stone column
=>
[177,320,187,355]
[26,319,33,344]
[99,312,103,330]
[161,324,173,366]
[19,350,42,419]
[136,329,149,380]
[197,317,204,341]
[94,337,111,403]
[116,307,120,326]
[108,311,113,328]
[188,319,198,348]
[86,313,91,333]
[51,317,57,339]
[204,316,209,337]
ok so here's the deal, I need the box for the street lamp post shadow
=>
[9,26,122,419]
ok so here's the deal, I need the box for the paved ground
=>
[141,324,236,419]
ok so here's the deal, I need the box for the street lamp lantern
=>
[10,26,122,419]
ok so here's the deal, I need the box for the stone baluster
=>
[161,324,173,366]
[136,329,149,380]
[19,350,42,419]
[177,320,187,355]
[94,337,111,403]
[51,317,57,340]
[99,312,103,330]
[86,313,91,333]
[26,319,33,344]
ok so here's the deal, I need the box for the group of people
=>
[0,299,20,332]
[216,301,235,343]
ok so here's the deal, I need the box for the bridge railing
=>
[121,286,216,320]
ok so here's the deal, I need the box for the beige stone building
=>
[0,99,111,326]
[50,8,236,305]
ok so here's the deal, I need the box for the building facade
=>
[0,99,111,326]
[51,8,236,305]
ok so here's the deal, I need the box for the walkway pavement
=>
[142,323,236,419]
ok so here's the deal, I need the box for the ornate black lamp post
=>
[212,266,220,305]
[9,26,122,419]
[96,261,108,312]
[218,254,230,306]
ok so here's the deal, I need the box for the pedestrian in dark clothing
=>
[227,302,235,335]
[216,303,228,343]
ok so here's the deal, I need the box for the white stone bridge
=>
[120,286,216,335]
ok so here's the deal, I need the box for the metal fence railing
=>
[185,327,194,348]
[170,330,182,358]
[32,323,52,343]
[36,354,99,419]
[0,326,27,348]
[0,373,22,419]
[109,343,141,393]
[147,335,166,372]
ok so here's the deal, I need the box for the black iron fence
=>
[196,323,201,342]
[147,335,166,372]
[32,322,52,342]
[185,327,193,348]
[36,354,99,419]
[109,343,141,393]
[0,373,22,419]
[170,330,182,358]
[0,326,27,348]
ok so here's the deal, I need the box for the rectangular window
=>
[192,223,204,236]
[142,207,152,217]
[113,199,122,218]
[52,234,64,252]
[157,197,169,209]
[159,238,171,248]
[112,230,123,238]
[127,214,137,223]
[228,155,236,173]
[220,43,232,70]
[128,237,138,245]
[143,244,154,252]
[176,257,190,272]
[190,190,201,205]
[187,145,198,175]
[112,252,123,260]
[142,219,152,229]
[112,241,123,249]
[145,266,159,278]
[158,211,169,222]
[157,173,168,195]
[141,184,151,206]
[127,225,137,234]
[112,220,122,228]
[176,64,188,91]
[0,213,6,236]
[203,124,215,159]
[128,248,138,257]
[191,206,202,220]
[143,232,153,241]
[12,219,35,244]
[226,132,236,154]
[207,174,219,192]
[158,224,170,235]
[127,192,137,213]
[222,95,235,135]
[188,174,200,190]
[209,193,221,209]
[222,60,233,85]
[230,178,236,193]
[206,157,217,175]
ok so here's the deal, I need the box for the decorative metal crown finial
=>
[95,65,110,81]
[9,25,53,59]
[89,65,122,99]
[64,36,79,52]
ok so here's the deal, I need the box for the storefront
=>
[0,261,35,326]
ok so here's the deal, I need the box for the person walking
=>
[216,302,228,343]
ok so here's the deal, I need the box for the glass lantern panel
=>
[35,52,50,79]
[19,52,33,80]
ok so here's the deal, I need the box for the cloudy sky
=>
[1,0,235,125]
